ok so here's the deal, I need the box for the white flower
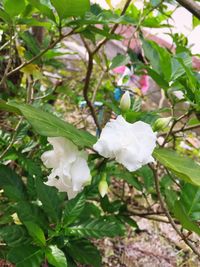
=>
[41,137,91,199]
[93,116,157,172]
[119,91,131,112]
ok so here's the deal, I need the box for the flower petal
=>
[70,157,91,192]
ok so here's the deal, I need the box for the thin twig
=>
[161,111,191,146]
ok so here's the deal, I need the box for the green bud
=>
[98,177,108,198]
[119,91,131,112]
[153,117,172,131]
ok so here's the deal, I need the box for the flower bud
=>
[153,117,172,131]
[98,176,108,198]
[119,91,131,112]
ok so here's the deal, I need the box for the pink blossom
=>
[113,65,126,74]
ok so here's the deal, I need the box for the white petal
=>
[67,188,79,200]
[93,115,126,158]
[70,157,91,191]
[41,137,91,199]
[45,177,70,192]
[48,137,78,163]
[93,116,157,172]
[41,150,59,168]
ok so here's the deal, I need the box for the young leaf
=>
[24,222,46,246]
[8,245,44,267]
[46,246,68,267]
[8,103,96,148]
[66,216,125,238]
[63,193,86,225]
[50,0,90,19]
[0,164,26,201]
[153,148,200,187]
[67,239,101,267]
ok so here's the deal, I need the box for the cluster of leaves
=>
[1,0,200,265]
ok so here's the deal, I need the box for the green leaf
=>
[180,183,200,221]
[4,0,26,16]
[24,222,46,246]
[0,225,31,247]
[176,57,197,92]
[146,67,169,89]
[79,202,101,220]
[0,8,12,23]
[118,216,138,229]
[110,54,130,69]
[153,148,200,186]
[142,39,161,74]
[67,239,101,267]
[66,217,125,238]
[142,39,171,82]
[8,103,96,148]
[193,15,200,28]
[27,0,55,21]
[0,164,26,201]
[46,246,67,267]
[50,0,90,19]
[35,177,62,222]
[63,193,86,226]
[171,52,192,80]
[136,166,154,192]
[15,201,48,230]
[173,201,200,235]
[0,100,21,114]
[8,245,44,267]
[100,196,123,213]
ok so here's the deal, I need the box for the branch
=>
[159,122,200,137]
[83,52,101,132]
[149,163,200,258]
[175,0,200,20]
[6,29,76,78]
[0,28,14,86]
[81,0,133,130]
